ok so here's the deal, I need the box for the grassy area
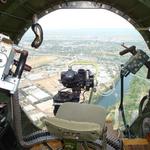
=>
[108,67,150,126]
[123,67,150,124]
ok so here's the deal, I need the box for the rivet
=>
[45,10,49,14]
[115,10,119,14]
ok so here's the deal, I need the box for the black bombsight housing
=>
[53,68,94,115]
[60,68,94,90]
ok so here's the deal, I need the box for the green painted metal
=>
[0,92,9,103]
[138,0,150,8]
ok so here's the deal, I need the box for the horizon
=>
[21,27,144,43]
[21,9,145,43]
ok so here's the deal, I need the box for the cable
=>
[11,91,59,148]
[0,11,28,22]
[119,68,127,128]
[31,23,43,48]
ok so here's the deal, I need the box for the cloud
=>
[38,9,134,29]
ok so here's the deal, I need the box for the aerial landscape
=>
[19,28,150,128]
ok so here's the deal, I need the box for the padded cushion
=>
[44,117,101,141]
[44,103,107,141]
[56,102,107,127]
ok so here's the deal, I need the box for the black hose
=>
[139,95,148,116]
[31,23,43,49]
[11,91,58,148]
[106,135,121,150]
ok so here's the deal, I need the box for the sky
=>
[21,8,146,49]
[38,9,135,29]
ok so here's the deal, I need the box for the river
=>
[97,75,132,108]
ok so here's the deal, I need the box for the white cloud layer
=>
[38,9,135,29]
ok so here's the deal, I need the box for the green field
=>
[123,67,150,124]
[108,67,150,127]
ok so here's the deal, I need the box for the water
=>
[97,75,132,108]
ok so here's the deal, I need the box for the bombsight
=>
[53,68,94,115]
